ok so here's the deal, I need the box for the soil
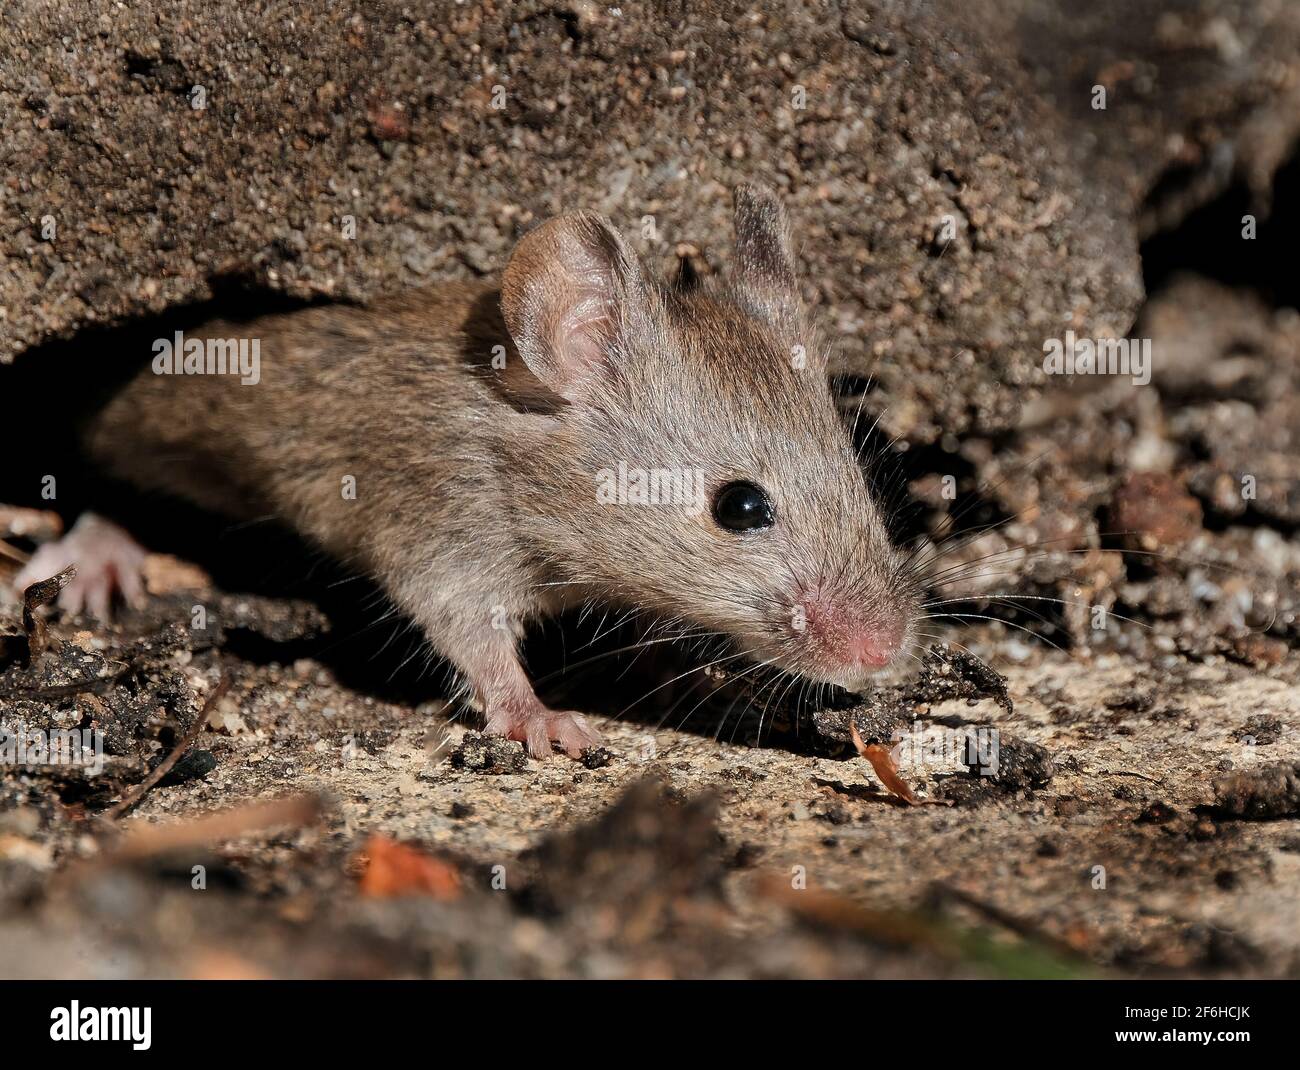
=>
[1,557,1297,979]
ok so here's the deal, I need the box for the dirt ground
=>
[0,564,1297,979]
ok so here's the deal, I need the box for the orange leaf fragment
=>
[850,720,951,807]
[357,834,463,900]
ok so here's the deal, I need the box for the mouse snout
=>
[789,585,908,684]
[843,624,904,669]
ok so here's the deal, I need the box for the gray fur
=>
[84,185,919,754]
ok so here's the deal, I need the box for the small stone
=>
[581,746,615,769]
[1107,472,1203,552]
[1135,801,1177,824]
[451,731,526,774]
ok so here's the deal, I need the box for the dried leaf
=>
[22,563,76,660]
[850,720,951,807]
[357,834,462,900]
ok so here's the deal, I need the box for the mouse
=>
[12,184,921,758]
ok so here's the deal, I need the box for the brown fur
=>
[83,185,919,755]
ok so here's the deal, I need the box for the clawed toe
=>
[484,703,602,760]
[551,711,599,758]
[11,514,147,622]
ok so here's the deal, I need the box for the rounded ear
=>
[731,183,805,337]
[499,211,650,399]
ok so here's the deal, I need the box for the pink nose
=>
[792,586,904,674]
[845,627,901,668]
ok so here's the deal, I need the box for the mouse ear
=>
[731,183,805,337]
[500,211,650,400]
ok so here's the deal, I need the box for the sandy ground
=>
[1,587,1296,978]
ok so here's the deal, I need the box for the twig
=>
[104,676,231,821]
[106,794,325,861]
[931,881,1081,958]
[850,720,952,807]
[0,660,140,701]
[756,874,949,951]
[0,540,31,565]
[56,794,326,891]
[1104,768,1164,785]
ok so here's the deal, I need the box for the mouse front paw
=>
[483,701,601,760]
[12,513,147,622]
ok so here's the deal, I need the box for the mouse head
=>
[500,184,919,691]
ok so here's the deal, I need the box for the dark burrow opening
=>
[1140,148,1300,308]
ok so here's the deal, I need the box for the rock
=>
[0,0,1147,445]
[1007,0,1300,227]
[965,731,1055,790]
[1107,472,1203,553]
[520,779,723,926]
[1212,762,1300,820]
[580,746,615,770]
[1235,715,1283,746]
[157,749,217,786]
[451,731,526,774]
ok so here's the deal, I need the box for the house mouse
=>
[13,184,920,757]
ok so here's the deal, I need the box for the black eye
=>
[712,481,775,532]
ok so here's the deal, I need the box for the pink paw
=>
[483,702,601,760]
[12,513,146,621]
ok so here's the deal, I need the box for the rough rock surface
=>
[2,0,1146,442]
[1007,0,1300,230]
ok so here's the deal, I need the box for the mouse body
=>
[15,185,919,756]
